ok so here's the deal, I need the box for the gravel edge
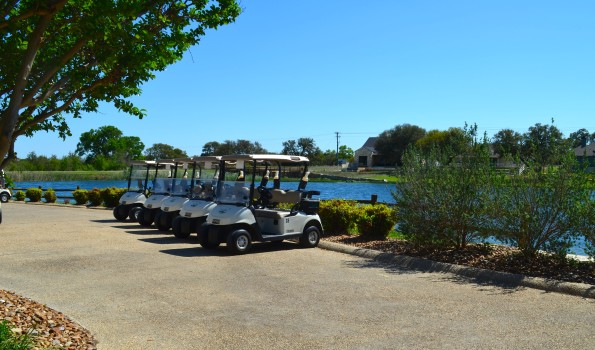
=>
[318,241,595,299]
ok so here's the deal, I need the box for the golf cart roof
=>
[172,156,221,163]
[130,160,155,166]
[220,154,310,163]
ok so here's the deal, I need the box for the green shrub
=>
[72,189,88,205]
[101,187,126,207]
[43,188,57,203]
[355,204,398,240]
[25,188,42,202]
[318,200,357,235]
[88,188,103,206]
[0,320,35,350]
[15,190,25,201]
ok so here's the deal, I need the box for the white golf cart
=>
[113,160,152,221]
[153,158,193,231]
[136,160,176,227]
[171,156,220,239]
[202,154,324,254]
[0,170,11,203]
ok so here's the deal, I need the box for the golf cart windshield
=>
[128,163,150,192]
[217,172,250,206]
[189,169,218,201]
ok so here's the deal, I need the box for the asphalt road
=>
[1,203,594,349]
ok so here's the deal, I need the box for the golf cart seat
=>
[269,189,301,204]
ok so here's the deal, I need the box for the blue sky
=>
[15,0,595,157]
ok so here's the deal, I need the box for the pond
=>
[13,180,397,203]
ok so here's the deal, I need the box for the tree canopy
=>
[144,143,187,160]
[0,0,241,170]
[374,124,426,166]
[200,139,267,156]
[76,125,143,168]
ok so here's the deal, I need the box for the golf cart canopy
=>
[220,154,309,163]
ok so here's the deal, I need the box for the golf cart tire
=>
[299,226,321,248]
[0,193,9,203]
[198,230,220,250]
[155,212,171,232]
[227,229,252,254]
[113,205,128,221]
[137,209,154,227]
[129,206,141,222]
[172,216,190,239]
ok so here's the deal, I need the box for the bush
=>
[25,188,42,202]
[318,200,357,235]
[15,190,25,201]
[489,154,595,259]
[72,189,88,205]
[101,187,126,207]
[355,204,397,240]
[43,188,57,203]
[87,188,102,206]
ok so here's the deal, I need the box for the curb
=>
[318,241,595,299]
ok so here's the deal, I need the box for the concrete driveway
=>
[1,203,594,349]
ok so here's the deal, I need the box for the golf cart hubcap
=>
[236,235,248,249]
[308,231,317,244]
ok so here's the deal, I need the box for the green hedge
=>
[101,187,127,207]
[43,188,57,203]
[318,200,358,236]
[15,190,25,201]
[25,188,42,202]
[318,200,397,240]
[72,189,88,205]
[88,188,102,206]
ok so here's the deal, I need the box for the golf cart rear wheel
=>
[172,216,190,239]
[113,205,128,221]
[227,229,252,254]
[299,226,320,248]
[129,207,141,222]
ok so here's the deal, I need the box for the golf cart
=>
[0,170,11,203]
[136,160,176,227]
[202,154,324,254]
[113,160,152,221]
[172,156,220,238]
[153,158,193,231]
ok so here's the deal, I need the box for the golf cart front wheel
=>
[227,229,252,254]
[172,216,190,239]
[299,226,320,248]
[0,192,9,203]
[113,205,128,221]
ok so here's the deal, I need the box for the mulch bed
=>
[0,289,97,349]
[323,235,595,286]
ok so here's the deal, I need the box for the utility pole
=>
[335,131,340,168]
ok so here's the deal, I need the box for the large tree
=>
[144,143,187,160]
[374,124,426,166]
[200,139,267,156]
[281,137,320,157]
[492,128,522,158]
[521,122,569,168]
[76,125,143,164]
[0,0,241,170]
[568,128,593,148]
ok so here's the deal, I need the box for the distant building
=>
[575,143,595,170]
[351,137,388,169]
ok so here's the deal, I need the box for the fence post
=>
[371,194,377,204]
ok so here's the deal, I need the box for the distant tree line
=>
[5,126,355,171]
[374,120,594,167]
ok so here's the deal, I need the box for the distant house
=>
[351,137,388,169]
[575,143,595,169]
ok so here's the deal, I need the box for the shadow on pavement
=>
[160,241,303,258]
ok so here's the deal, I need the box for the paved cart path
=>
[0,203,594,349]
